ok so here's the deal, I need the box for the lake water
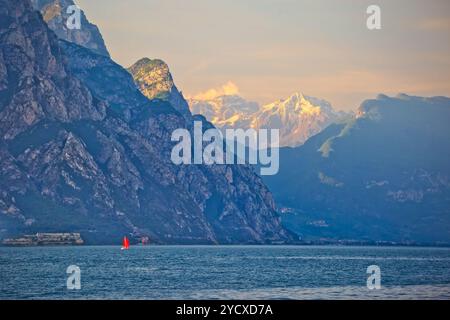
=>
[1,246,449,300]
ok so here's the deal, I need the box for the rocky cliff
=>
[30,0,110,57]
[0,0,292,244]
[128,58,192,119]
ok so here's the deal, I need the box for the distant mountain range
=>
[0,0,292,244]
[142,62,450,244]
[189,90,349,147]
[1,0,449,246]
[263,94,450,244]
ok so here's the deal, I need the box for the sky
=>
[76,0,450,111]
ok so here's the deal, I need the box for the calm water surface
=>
[1,246,449,299]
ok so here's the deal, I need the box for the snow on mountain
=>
[188,85,349,147]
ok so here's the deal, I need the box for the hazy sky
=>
[77,0,450,111]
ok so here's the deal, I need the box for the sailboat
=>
[121,236,130,250]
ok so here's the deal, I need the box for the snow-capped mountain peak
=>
[189,85,349,147]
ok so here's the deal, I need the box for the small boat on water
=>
[141,236,150,246]
[121,236,130,250]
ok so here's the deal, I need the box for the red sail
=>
[122,236,130,249]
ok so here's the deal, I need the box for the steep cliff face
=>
[30,0,110,57]
[128,58,192,119]
[0,0,291,244]
[128,58,174,101]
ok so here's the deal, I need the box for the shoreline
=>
[2,243,450,248]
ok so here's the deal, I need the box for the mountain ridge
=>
[262,94,450,244]
[189,89,349,147]
[127,57,192,119]
[0,0,293,244]
[31,0,110,57]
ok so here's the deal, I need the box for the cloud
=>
[189,81,240,100]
